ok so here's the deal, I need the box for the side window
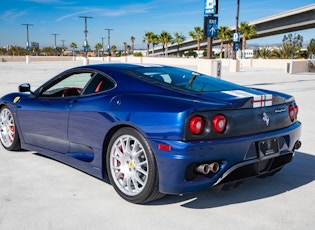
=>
[41,72,93,97]
[82,73,115,95]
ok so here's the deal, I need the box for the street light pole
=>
[61,40,66,47]
[52,33,59,55]
[104,28,113,56]
[21,23,33,54]
[61,40,66,55]
[233,0,240,60]
[79,16,93,55]
[100,37,106,56]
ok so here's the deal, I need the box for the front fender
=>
[0,92,31,108]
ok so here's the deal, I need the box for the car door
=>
[17,71,93,153]
[66,73,116,161]
[17,97,73,153]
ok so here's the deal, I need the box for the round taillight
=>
[289,103,298,121]
[189,116,205,135]
[212,114,227,133]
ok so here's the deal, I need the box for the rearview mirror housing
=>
[19,83,31,92]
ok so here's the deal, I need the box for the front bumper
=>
[150,122,302,194]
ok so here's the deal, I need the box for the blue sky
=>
[1,0,314,50]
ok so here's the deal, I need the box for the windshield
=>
[127,66,243,93]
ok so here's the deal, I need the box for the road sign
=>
[205,16,218,38]
[204,0,218,15]
[233,42,239,51]
[233,32,240,42]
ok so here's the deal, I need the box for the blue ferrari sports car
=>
[0,63,301,203]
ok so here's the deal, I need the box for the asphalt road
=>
[0,61,314,230]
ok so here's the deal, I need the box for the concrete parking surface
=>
[0,61,314,230]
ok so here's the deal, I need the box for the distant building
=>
[31,42,39,49]
[242,49,254,59]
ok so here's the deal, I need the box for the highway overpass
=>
[151,4,315,56]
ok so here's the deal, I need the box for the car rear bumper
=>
[151,122,302,194]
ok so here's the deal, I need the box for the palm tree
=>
[127,45,131,54]
[0,47,8,55]
[189,27,204,57]
[152,34,159,56]
[142,31,155,56]
[94,43,103,57]
[70,42,77,56]
[307,38,315,58]
[31,46,40,56]
[123,42,127,55]
[8,46,26,56]
[171,32,186,57]
[239,22,256,58]
[254,47,272,59]
[110,45,117,56]
[271,43,296,59]
[8,46,17,56]
[41,46,54,56]
[130,36,135,54]
[217,26,232,59]
[159,31,173,56]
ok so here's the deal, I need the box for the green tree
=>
[142,31,155,56]
[0,47,8,55]
[239,22,256,58]
[171,32,186,57]
[271,43,296,59]
[7,46,27,56]
[95,43,103,57]
[254,47,272,59]
[274,33,304,59]
[184,50,197,58]
[70,42,77,56]
[189,26,204,57]
[123,42,127,55]
[41,46,54,56]
[133,52,143,57]
[307,38,315,58]
[151,34,159,56]
[110,45,117,56]
[283,33,303,49]
[159,31,173,56]
[127,45,131,54]
[31,46,41,56]
[130,36,135,54]
[217,26,232,59]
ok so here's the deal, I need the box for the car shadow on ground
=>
[149,151,315,208]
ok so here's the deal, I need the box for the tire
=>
[106,127,164,204]
[0,106,21,151]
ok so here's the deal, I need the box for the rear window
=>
[126,66,243,93]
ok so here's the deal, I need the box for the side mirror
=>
[19,83,31,92]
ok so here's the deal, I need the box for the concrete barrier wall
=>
[0,56,26,62]
[2,55,313,74]
[251,59,288,70]
[0,56,73,62]
[289,60,308,74]
[30,56,73,62]
[92,56,312,74]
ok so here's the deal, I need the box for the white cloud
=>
[0,9,29,24]
[21,0,75,4]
